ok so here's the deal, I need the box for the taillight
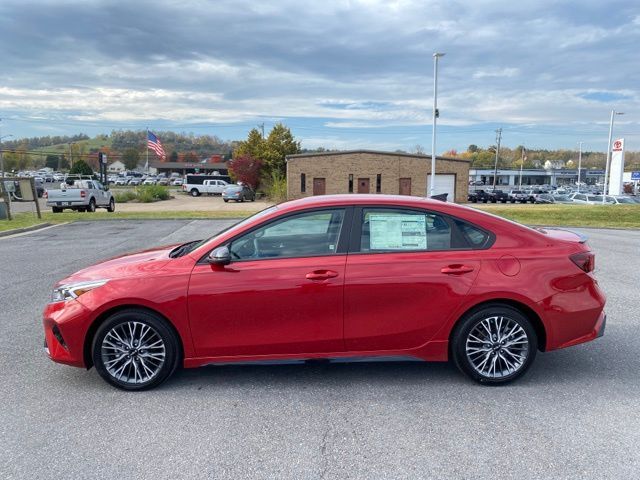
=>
[43,191,48,198]
[570,252,595,273]
[80,190,86,198]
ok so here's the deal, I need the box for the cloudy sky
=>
[0,0,639,152]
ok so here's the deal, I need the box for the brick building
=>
[286,150,470,203]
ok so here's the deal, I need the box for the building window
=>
[300,173,306,193]
[348,174,354,193]
[376,174,382,193]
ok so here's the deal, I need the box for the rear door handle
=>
[441,264,475,275]
[306,270,339,280]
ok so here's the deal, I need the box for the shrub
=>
[114,191,137,203]
[136,185,170,203]
[263,171,287,202]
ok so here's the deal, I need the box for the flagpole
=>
[145,127,149,173]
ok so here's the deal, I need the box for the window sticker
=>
[368,214,427,250]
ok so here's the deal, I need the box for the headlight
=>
[51,280,109,303]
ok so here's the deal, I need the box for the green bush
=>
[136,185,170,203]
[114,191,137,203]
[113,185,170,203]
[263,171,287,202]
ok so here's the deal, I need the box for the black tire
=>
[223,199,228,203]
[451,304,537,385]
[78,207,86,212]
[92,309,180,391]
[190,189,200,197]
[87,199,96,212]
[52,207,62,213]
[107,198,115,212]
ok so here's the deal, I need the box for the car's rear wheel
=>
[87,199,96,212]
[452,305,537,385]
[190,189,200,197]
[92,309,180,390]
[52,207,62,213]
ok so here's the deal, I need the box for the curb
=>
[0,222,52,238]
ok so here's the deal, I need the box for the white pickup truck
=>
[45,178,115,213]
[183,178,230,197]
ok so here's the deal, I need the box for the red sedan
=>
[43,195,606,390]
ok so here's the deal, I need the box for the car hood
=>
[58,244,178,286]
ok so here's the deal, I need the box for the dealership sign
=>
[631,171,640,181]
[609,138,625,195]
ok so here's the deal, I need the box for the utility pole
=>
[577,141,583,193]
[258,123,265,139]
[429,52,445,198]
[519,145,525,189]
[492,128,502,189]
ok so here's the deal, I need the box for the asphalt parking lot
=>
[1,220,639,479]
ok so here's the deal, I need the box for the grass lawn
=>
[0,210,255,233]
[475,204,640,229]
[3,203,639,234]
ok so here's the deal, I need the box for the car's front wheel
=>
[92,309,180,390]
[452,305,537,385]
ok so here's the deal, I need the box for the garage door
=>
[426,174,455,202]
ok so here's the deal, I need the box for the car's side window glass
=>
[360,208,451,252]
[230,209,345,260]
[453,219,491,248]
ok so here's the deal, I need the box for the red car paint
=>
[43,195,606,370]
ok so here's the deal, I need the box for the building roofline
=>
[286,149,469,163]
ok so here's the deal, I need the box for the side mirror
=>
[207,246,231,266]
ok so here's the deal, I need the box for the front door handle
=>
[441,264,475,275]
[306,270,339,280]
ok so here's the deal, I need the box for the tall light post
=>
[577,141,583,193]
[602,110,624,203]
[429,52,445,198]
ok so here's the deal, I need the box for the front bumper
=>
[596,313,606,338]
[43,299,93,368]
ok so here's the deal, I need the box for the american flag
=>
[147,131,166,160]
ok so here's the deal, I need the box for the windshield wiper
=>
[169,240,202,258]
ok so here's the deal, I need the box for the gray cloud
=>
[0,0,639,150]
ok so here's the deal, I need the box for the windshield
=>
[176,206,279,255]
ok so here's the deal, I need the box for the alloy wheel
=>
[465,315,530,379]
[101,321,166,384]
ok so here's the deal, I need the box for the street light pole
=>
[429,52,445,198]
[492,128,502,189]
[602,110,624,203]
[577,141,583,193]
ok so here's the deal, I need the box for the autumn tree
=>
[123,148,141,170]
[229,154,263,188]
[69,159,94,176]
[262,123,301,176]
[233,128,265,160]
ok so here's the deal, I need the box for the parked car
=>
[551,194,574,204]
[222,184,256,202]
[129,177,142,186]
[488,190,509,203]
[467,190,490,203]
[508,190,528,203]
[142,177,157,185]
[44,178,115,213]
[523,189,546,203]
[186,179,230,197]
[114,177,129,186]
[157,178,170,186]
[569,193,599,204]
[534,193,555,204]
[42,194,606,390]
[171,178,184,186]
